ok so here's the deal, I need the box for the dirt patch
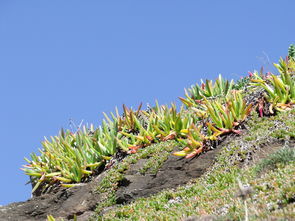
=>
[115,146,221,204]
[247,141,286,165]
[241,139,295,169]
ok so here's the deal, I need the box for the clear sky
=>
[0,1,294,206]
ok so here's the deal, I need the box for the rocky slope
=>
[0,110,294,221]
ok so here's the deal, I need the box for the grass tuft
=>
[254,148,295,174]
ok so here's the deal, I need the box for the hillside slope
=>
[0,49,294,221]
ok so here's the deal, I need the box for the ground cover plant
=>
[251,61,295,113]
[179,74,234,107]
[18,46,295,221]
[22,46,295,194]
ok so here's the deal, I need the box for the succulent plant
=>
[22,50,295,194]
[203,91,252,136]
[180,74,234,107]
[21,120,119,193]
[252,58,295,113]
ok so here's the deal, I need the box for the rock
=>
[115,147,220,204]
[0,173,107,221]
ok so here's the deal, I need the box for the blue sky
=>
[0,1,294,205]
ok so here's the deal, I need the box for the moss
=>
[138,145,174,175]
[94,140,179,215]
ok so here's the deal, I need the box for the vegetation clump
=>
[255,147,295,174]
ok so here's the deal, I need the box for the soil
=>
[115,146,220,204]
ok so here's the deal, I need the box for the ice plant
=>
[227,91,253,123]
[152,103,191,139]
[180,74,234,107]
[120,115,157,154]
[116,103,144,132]
[252,59,295,113]
[47,214,75,221]
[274,57,295,78]
[21,119,119,193]
[203,91,252,136]
[173,124,206,158]
[123,102,198,154]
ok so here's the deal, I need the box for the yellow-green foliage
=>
[252,58,295,112]
[179,74,234,107]
[22,46,295,193]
